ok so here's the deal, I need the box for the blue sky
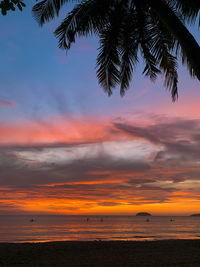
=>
[1,1,200,122]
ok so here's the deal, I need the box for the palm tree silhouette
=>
[32,0,200,100]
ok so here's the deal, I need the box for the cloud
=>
[0,145,150,187]
[0,99,14,108]
[98,202,121,206]
[0,114,200,213]
[114,122,160,144]
[0,117,113,146]
[114,118,200,167]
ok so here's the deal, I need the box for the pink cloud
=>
[0,116,113,146]
[0,99,14,108]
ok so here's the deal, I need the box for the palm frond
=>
[153,37,178,100]
[96,2,127,95]
[120,42,139,96]
[32,0,200,100]
[32,0,74,26]
[149,12,178,100]
[119,9,139,95]
[167,0,200,24]
[135,4,161,80]
[54,0,114,50]
[150,0,200,81]
[96,28,121,95]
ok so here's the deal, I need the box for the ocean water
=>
[0,215,200,243]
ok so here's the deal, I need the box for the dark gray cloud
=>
[114,123,160,144]
[127,178,156,184]
[0,146,150,187]
[114,118,200,168]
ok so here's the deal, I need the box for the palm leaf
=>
[119,9,139,95]
[150,0,200,81]
[168,0,200,24]
[150,12,178,100]
[32,0,75,26]
[54,0,114,50]
[135,4,161,80]
[96,2,126,95]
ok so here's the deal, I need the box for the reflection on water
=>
[0,215,200,243]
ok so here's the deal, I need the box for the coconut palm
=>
[32,0,200,100]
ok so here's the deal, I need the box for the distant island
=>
[190,214,200,217]
[136,212,152,216]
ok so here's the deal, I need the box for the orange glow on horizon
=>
[10,199,200,216]
[0,186,200,216]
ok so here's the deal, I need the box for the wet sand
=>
[0,239,200,266]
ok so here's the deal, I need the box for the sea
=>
[0,215,200,243]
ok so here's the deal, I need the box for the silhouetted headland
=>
[190,213,200,216]
[136,212,152,216]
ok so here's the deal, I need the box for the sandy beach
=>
[0,240,200,266]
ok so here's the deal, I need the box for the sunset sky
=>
[0,1,200,216]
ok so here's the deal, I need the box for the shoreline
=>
[0,239,200,266]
